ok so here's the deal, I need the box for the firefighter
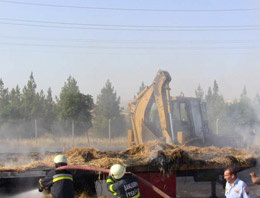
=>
[106,164,141,198]
[224,167,250,198]
[39,154,74,198]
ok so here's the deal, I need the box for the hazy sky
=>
[0,0,260,105]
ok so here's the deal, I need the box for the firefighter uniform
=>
[39,169,74,198]
[225,178,250,198]
[106,174,141,198]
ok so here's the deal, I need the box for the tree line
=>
[0,73,259,140]
[0,73,125,139]
[195,81,260,136]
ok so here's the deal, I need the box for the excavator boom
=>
[128,70,173,146]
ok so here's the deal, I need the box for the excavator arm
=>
[128,70,173,146]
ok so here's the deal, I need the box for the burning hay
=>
[0,141,257,173]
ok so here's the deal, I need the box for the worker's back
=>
[41,169,74,198]
[107,174,140,198]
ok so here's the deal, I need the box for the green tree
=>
[195,84,204,99]
[205,87,213,102]
[0,79,9,107]
[21,73,45,137]
[42,88,57,133]
[135,81,146,97]
[0,79,10,125]
[235,87,256,127]
[58,76,79,120]
[4,85,22,121]
[213,80,219,97]
[240,86,247,99]
[222,95,256,137]
[254,93,260,105]
[1,86,24,138]
[205,80,225,134]
[93,80,126,138]
[215,86,258,136]
[58,76,93,135]
[21,72,40,120]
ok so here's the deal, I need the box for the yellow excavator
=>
[128,70,236,147]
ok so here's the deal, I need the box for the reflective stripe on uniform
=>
[132,192,140,198]
[53,176,73,183]
[39,179,44,187]
[106,178,114,183]
[53,174,72,179]
[52,174,73,183]
[106,177,116,193]
[109,184,116,192]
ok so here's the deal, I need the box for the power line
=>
[0,0,259,12]
[1,42,260,50]
[1,36,260,45]
[0,17,259,29]
[1,21,260,32]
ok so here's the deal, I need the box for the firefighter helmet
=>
[110,164,126,180]
[54,154,67,164]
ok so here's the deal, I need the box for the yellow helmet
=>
[110,164,126,180]
[54,154,67,164]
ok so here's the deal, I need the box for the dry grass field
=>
[0,135,128,152]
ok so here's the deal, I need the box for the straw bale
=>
[66,148,105,164]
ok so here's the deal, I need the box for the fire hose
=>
[57,165,172,198]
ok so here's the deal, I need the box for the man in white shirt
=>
[224,167,250,198]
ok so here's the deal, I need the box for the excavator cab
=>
[171,96,207,145]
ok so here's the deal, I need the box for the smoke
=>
[0,119,71,139]
[218,97,260,149]
[238,99,260,147]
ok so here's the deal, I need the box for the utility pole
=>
[109,119,111,143]
[72,120,75,147]
[35,119,38,140]
[216,118,219,135]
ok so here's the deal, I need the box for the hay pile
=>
[66,141,257,172]
[0,141,257,173]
